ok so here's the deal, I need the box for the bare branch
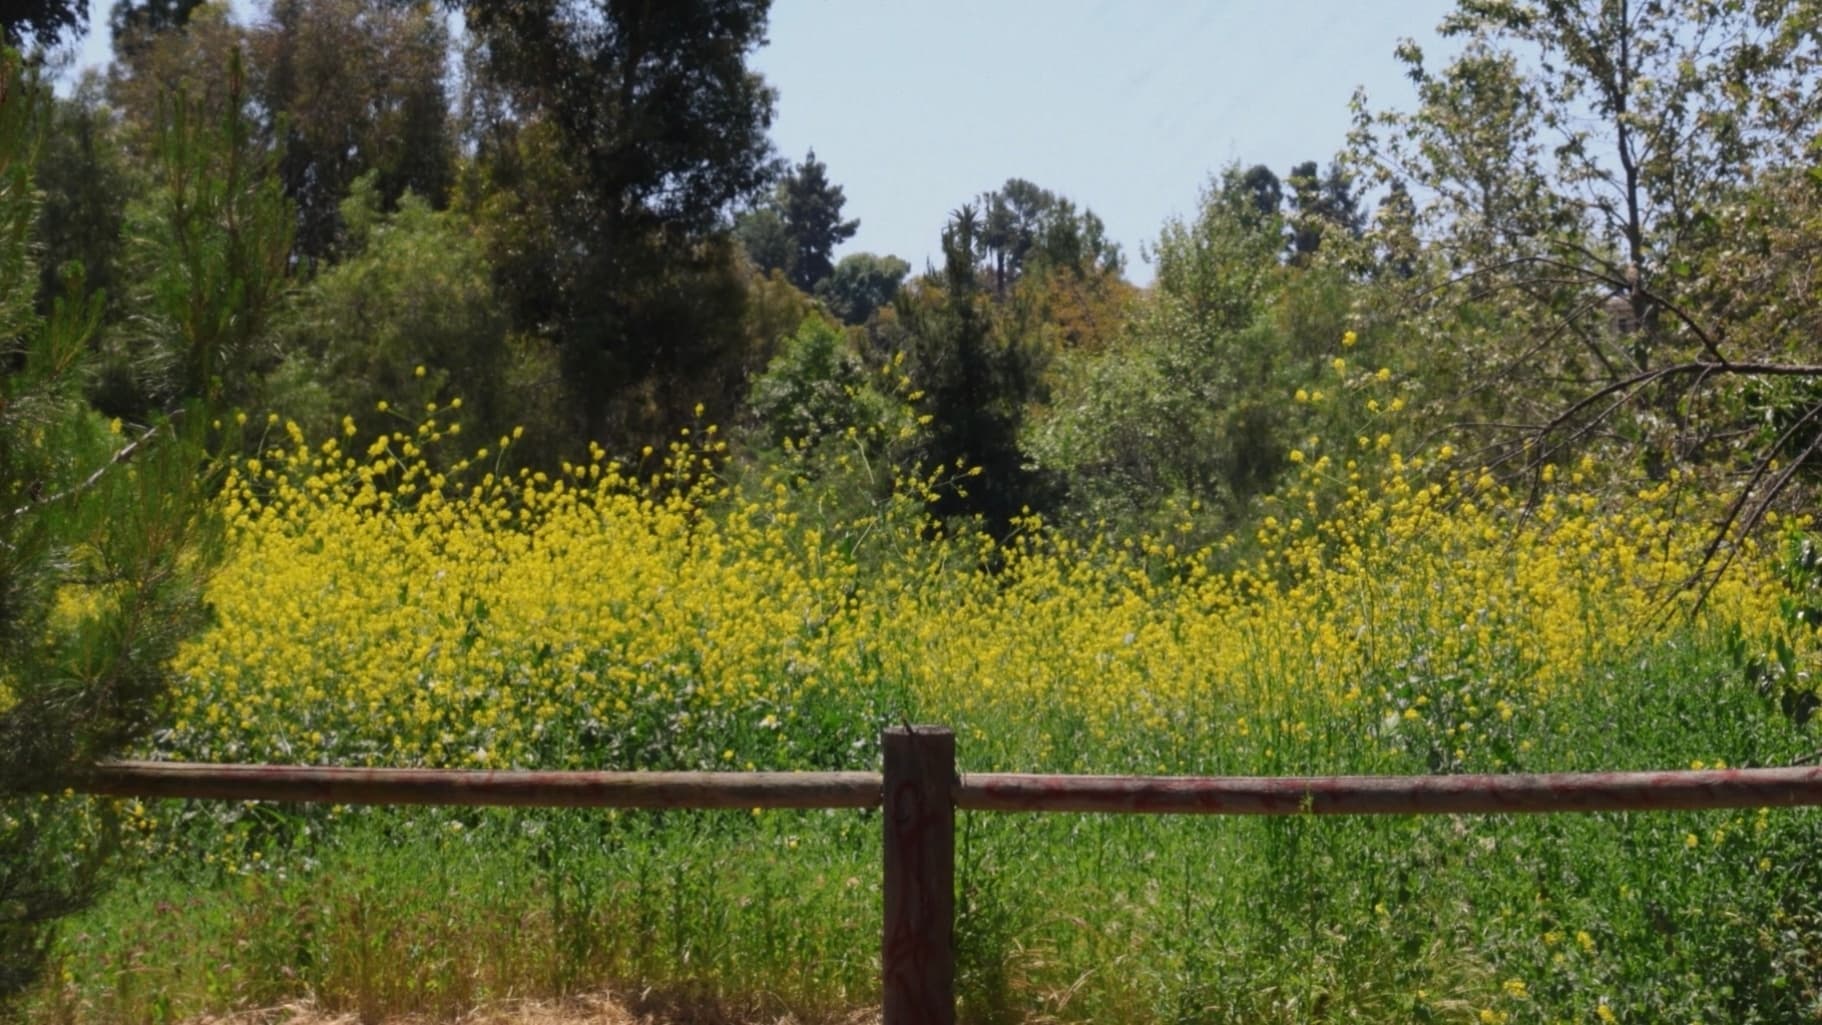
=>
[1683,399,1822,616]
[8,423,163,521]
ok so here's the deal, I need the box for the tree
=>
[1033,195,1122,278]
[457,0,778,446]
[104,2,255,157]
[1237,163,1283,223]
[748,312,871,446]
[778,148,857,292]
[0,48,220,1009]
[108,0,204,59]
[978,178,1046,292]
[898,205,1056,530]
[34,76,132,316]
[110,49,294,414]
[1030,163,1355,538]
[1,1,85,50]
[973,178,1122,293]
[816,251,908,326]
[1350,0,1822,585]
[1147,165,1286,336]
[734,205,793,277]
[1285,158,1363,263]
[272,173,516,450]
[251,0,456,262]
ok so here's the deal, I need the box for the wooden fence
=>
[78,725,1822,1025]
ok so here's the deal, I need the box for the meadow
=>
[25,377,1822,1025]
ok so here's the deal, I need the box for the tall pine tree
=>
[0,49,223,1008]
[779,148,857,292]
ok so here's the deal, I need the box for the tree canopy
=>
[458,0,779,442]
[0,0,84,50]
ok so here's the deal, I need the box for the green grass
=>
[25,634,1822,1024]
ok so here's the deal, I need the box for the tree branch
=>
[8,422,163,521]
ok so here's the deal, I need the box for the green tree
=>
[252,0,456,262]
[734,204,793,278]
[778,148,857,292]
[899,205,1055,530]
[1,0,85,50]
[748,312,873,446]
[974,178,1122,294]
[1237,163,1283,223]
[104,3,255,159]
[1148,165,1286,336]
[272,173,519,451]
[1031,164,1349,535]
[34,76,132,316]
[0,47,220,1009]
[109,50,294,414]
[107,0,204,59]
[1350,0,1822,556]
[1285,158,1363,263]
[458,0,778,447]
[816,251,908,326]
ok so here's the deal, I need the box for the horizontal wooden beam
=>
[955,766,1822,815]
[80,761,1822,817]
[81,761,884,810]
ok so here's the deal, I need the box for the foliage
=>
[272,173,514,455]
[775,148,858,292]
[1033,165,1328,535]
[748,313,871,447]
[107,0,204,60]
[111,49,292,412]
[1348,0,1822,532]
[1285,157,1364,263]
[736,260,815,361]
[463,0,777,241]
[0,0,85,51]
[33,78,131,318]
[458,0,778,445]
[0,48,218,1011]
[897,205,1055,530]
[15,1,1822,1018]
[733,205,792,278]
[974,177,1122,293]
[103,3,254,154]
[250,0,456,262]
[874,179,1129,532]
[815,251,908,326]
[126,392,1811,775]
[27,382,1822,1022]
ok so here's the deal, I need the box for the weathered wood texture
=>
[81,761,883,809]
[955,766,1822,815]
[81,762,1822,816]
[882,726,955,1025]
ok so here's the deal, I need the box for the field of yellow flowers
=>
[155,403,1797,778]
[34,385,1822,1025]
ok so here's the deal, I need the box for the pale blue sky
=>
[70,0,1456,281]
[750,2,1457,279]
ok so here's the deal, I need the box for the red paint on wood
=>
[882,726,956,1025]
[955,766,1822,815]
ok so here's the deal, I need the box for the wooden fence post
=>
[882,725,955,1025]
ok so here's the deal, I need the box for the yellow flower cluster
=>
[159,407,1803,776]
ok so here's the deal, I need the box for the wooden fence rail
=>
[74,725,1822,1025]
[83,761,882,809]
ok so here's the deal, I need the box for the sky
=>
[749,1,1458,280]
[68,0,1457,283]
